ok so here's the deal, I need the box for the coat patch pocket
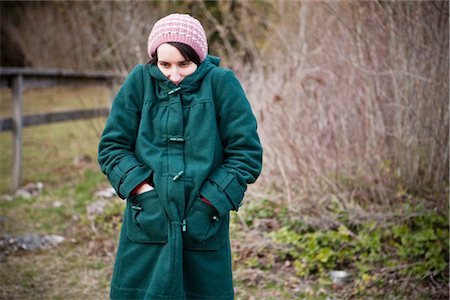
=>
[125,190,169,244]
[183,199,229,250]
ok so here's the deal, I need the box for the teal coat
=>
[98,56,262,299]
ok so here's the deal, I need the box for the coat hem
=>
[186,292,234,300]
[110,285,234,300]
[110,285,183,300]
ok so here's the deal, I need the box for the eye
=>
[179,61,191,67]
[158,62,170,68]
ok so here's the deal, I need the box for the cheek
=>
[157,65,170,77]
[182,65,198,77]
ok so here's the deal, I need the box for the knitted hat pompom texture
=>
[148,13,208,62]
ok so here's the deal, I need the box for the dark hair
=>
[147,42,201,65]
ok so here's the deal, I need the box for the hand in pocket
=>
[183,198,228,250]
[133,182,154,195]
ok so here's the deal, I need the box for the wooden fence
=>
[0,67,123,192]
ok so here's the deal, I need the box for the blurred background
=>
[0,1,448,299]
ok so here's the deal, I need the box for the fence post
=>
[11,75,23,192]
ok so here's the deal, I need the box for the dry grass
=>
[0,86,110,116]
[0,183,119,299]
[0,86,114,298]
[0,86,109,193]
[0,242,113,299]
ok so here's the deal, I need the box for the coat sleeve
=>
[98,64,153,199]
[199,69,263,216]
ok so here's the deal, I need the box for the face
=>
[156,43,198,85]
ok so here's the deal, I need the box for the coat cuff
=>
[108,156,153,199]
[121,166,153,198]
[199,168,246,216]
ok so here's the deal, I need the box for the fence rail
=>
[0,108,110,132]
[0,67,122,192]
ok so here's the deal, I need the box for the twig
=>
[427,271,448,296]
[275,151,292,218]
[400,271,412,291]
[235,213,250,233]
[379,261,422,273]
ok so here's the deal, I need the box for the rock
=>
[329,270,351,285]
[0,234,65,253]
[235,269,265,286]
[52,201,63,208]
[253,218,280,232]
[0,195,13,201]
[14,189,32,199]
[14,182,44,199]
[73,154,92,166]
[94,187,117,198]
[86,200,109,221]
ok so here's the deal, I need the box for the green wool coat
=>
[98,56,263,300]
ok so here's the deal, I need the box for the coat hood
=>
[148,55,221,93]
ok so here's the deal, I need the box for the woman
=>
[98,13,262,300]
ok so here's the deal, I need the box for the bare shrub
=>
[1,2,170,73]
[237,1,448,217]
[1,1,275,72]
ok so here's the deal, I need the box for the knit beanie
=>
[147,13,208,62]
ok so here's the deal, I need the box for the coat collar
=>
[148,55,220,94]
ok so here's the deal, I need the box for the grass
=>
[0,86,114,299]
[0,166,116,299]
[0,86,109,193]
[0,86,448,299]
[0,86,110,117]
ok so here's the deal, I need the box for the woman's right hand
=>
[133,182,154,195]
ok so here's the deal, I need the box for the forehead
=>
[157,43,186,62]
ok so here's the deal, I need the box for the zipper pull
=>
[182,219,187,232]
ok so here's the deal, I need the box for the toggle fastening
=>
[168,136,185,143]
[168,87,181,95]
[131,205,143,211]
[182,219,187,232]
[172,170,184,181]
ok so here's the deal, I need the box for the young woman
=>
[98,13,262,300]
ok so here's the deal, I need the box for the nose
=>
[169,67,181,84]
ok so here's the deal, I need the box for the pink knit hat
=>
[148,13,208,62]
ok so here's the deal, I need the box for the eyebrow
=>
[158,60,190,64]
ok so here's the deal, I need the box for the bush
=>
[268,208,449,297]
